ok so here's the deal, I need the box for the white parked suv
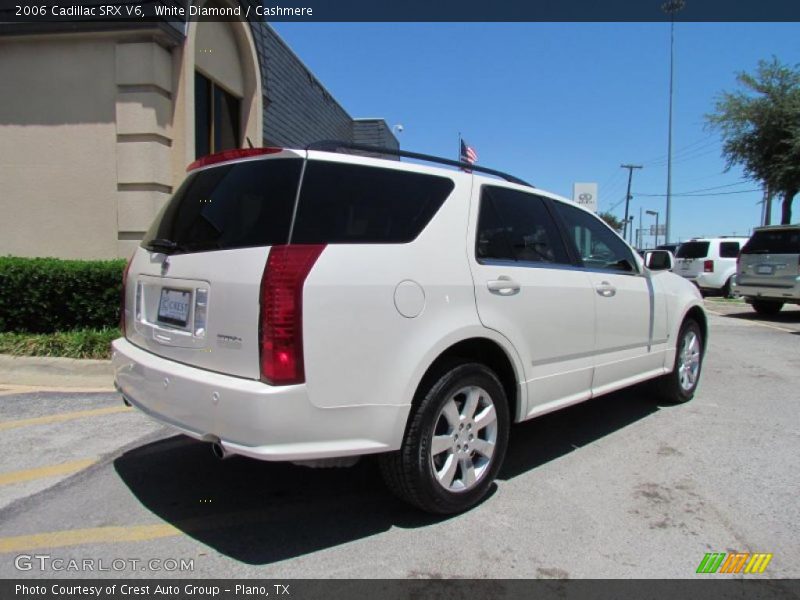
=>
[673,237,749,297]
[113,143,707,514]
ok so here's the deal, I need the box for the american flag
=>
[460,139,478,164]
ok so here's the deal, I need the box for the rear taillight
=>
[259,244,326,385]
[120,257,132,335]
[186,147,282,172]
[704,259,714,273]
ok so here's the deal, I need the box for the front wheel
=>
[380,362,510,514]
[654,319,704,404]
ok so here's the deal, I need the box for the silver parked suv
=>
[734,224,800,315]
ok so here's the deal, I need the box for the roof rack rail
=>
[306,140,533,188]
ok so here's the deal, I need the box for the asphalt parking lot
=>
[0,300,797,579]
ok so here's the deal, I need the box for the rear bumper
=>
[112,338,408,461]
[733,281,800,303]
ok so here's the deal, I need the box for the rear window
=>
[142,158,303,253]
[143,158,454,253]
[676,241,710,259]
[742,229,800,254]
[290,161,454,244]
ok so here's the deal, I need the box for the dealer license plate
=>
[158,288,191,328]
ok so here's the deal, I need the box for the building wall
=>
[250,23,354,147]
[0,37,120,259]
[0,21,396,260]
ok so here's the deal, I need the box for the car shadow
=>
[114,384,662,565]
[723,307,800,324]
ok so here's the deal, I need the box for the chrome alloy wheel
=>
[429,385,498,492]
[678,329,701,392]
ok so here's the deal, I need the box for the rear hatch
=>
[737,227,800,289]
[123,151,304,379]
[674,241,710,278]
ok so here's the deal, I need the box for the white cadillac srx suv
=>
[113,143,707,514]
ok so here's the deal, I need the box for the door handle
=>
[596,281,616,298]
[487,277,521,296]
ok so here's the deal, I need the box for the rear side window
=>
[142,158,303,253]
[476,186,570,265]
[290,161,454,244]
[676,241,710,259]
[742,230,800,254]
[719,241,741,258]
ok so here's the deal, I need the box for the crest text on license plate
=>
[158,288,191,327]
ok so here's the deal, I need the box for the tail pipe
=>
[211,442,231,460]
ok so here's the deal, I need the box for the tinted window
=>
[553,201,636,272]
[676,241,710,259]
[719,241,741,258]
[742,229,800,254]
[290,161,454,244]
[476,187,570,265]
[142,158,302,253]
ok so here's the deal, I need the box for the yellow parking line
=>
[0,406,132,432]
[0,524,181,553]
[0,459,97,486]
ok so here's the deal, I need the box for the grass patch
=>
[0,328,119,360]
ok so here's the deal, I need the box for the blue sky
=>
[273,22,799,245]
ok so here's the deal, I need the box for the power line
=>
[635,188,761,197]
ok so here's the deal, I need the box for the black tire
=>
[752,300,783,315]
[722,277,734,299]
[379,362,510,514]
[654,319,704,404]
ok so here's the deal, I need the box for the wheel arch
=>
[409,336,525,429]
[681,304,708,353]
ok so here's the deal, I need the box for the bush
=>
[0,257,127,333]
[0,328,119,360]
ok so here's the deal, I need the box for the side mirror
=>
[644,249,674,271]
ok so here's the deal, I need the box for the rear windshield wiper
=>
[145,238,179,253]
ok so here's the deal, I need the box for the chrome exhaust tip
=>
[211,442,230,460]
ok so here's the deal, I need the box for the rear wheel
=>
[752,300,783,315]
[654,319,704,404]
[722,276,734,299]
[380,362,509,514]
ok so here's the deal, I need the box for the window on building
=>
[195,71,241,159]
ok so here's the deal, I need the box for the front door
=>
[551,201,658,395]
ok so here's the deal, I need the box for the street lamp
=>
[646,209,660,248]
[662,0,685,244]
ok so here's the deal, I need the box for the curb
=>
[0,354,113,389]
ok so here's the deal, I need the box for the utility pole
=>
[662,0,685,244]
[621,164,643,244]
[763,186,773,226]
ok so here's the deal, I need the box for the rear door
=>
[123,153,303,379]
[738,228,800,289]
[469,185,597,414]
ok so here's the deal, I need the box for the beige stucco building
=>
[0,9,397,259]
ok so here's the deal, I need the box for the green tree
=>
[598,211,624,233]
[706,57,800,224]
